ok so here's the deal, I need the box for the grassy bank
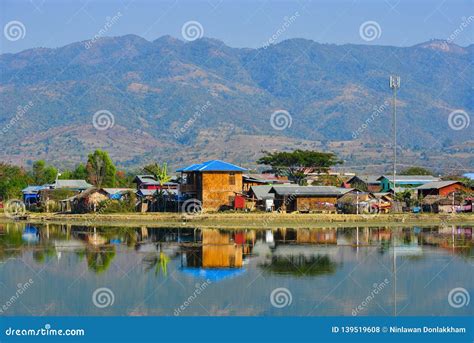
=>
[1,211,473,229]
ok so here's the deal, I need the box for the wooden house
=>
[337,191,379,214]
[39,179,92,212]
[242,173,289,192]
[60,187,133,213]
[421,195,462,213]
[416,181,471,198]
[133,175,178,191]
[247,185,276,211]
[269,186,351,213]
[345,175,382,192]
[177,160,247,211]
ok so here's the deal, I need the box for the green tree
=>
[86,150,116,187]
[257,150,342,184]
[0,163,30,199]
[143,162,172,183]
[31,160,57,184]
[399,166,433,176]
[73,163,88,180]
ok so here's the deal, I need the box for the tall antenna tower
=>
[390,75,400,197]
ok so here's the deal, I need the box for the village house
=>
[378,175,440,192]
[345,175,382,192]
[242,173,289,192]
[37,179,93,212]
[177,160,247,211]
[416,181,471,198]
[421,195,462,214]
[133,175,179,212]
[60,187,134,213]
[247,185,276,211]
[269,185,351,213]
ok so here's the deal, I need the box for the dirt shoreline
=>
[1,212,473,229]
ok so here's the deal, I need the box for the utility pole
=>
[356,191,359,215]
[390,75,401,198]
[452,191,456,214]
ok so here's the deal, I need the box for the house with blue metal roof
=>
[177,160,247,211]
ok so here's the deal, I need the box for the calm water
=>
[0,223,472,316]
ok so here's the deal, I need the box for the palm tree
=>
[143,162,172,211]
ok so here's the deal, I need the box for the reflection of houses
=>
[259,228,339,276]
[345,175,382,192]
[269,186,351,213]
[183,229,245,268]
[177,160,247,211]
[378,175,440,192]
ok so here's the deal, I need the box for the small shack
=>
[269,186,351,213]
[416,181,471,198]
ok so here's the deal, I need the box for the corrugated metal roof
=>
[269,186,352,197]
[249,185,275,200]
[348,175,382,184]
[22,186,47,194]
[134,175,160,185]
[177,160,247,172]
[416,181,460,190]
[102,188,134,195]
[54,180,92,189]
[136,189,157,197]
[378,175,440,182]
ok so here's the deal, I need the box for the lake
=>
[0,223,472,316]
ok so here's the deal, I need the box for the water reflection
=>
[0,222,472,316]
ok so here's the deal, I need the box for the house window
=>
[229,172,236,185]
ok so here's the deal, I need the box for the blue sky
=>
[1,0,473,54]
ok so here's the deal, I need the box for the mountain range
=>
[0,35,472,173]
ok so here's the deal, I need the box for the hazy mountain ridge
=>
[0,35,472,171]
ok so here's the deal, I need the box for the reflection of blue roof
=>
[177,160,247,172]
[180,267,246,282]
[22,225,39,243]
